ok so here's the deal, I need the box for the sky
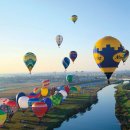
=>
[0,0,130,74]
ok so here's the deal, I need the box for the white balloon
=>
[56,35,63,47]
[18,96,29,109]
[59,90,67,99]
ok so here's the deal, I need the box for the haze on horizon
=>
[0,0,130,74]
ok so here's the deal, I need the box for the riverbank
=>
[115,83,130,130]
[1,86,103,130]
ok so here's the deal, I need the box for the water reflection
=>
[55,84,121,130]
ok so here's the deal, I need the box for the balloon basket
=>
[107,80,110,85]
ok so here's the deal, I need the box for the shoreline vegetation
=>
[0,85,104,130]
[115,83,130,130]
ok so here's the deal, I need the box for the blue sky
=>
[0,0,130,73]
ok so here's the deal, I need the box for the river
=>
[55,84,121,130]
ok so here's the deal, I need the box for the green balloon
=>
[70,86,78,93]
[50,94,62,106]
[66,75,73,83]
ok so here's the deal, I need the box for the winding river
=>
[55,84,121,130]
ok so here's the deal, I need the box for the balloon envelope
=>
[75,86,81,92]
[41,87,48,97]
[5,100,18,113]
[0,98,9,106]
[50,87,56,96]
[62,57,70,70]
[64,85,70,94]
[28,92,41,99]
[50,94,62,106]
[57,86,64,91]
[69,51,77,63]
[18,96,29,111]
[122,49,129,63]
[16,92,26,104]
[59,90,67,99]
[24,52,37,74]
[71,15,78,23]
[0,104,14,121]
[93,36,123,83]
[66,75,73,83]
[0,110,7,127]
[0,104,12,114]
[56,35,63,47]
[33,87,41,94]
[41,97,52,110]
[42,80,50,88]
[32,102,48,121]
[70,86,78,93]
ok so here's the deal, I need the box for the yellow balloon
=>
[71,15,78,23]
[41,87,48,97]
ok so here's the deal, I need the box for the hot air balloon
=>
[18,96,29,113]
[0,110,7,128]
[0,104,12,122]
[28,92,41,99]
[122,49,129,64]
[66,75,73,83]
[5,100,18,121]
[16,92,26,104]
[32,102,48,121]
[56,35,63,48]
[5,100,18,114]
[59,90,67,100]
[50,94,62,106]
[70,86,78,93]
[62,57,70,71]
[24,52,37,74]
[50,87,56,96]
[69,51,77,63]
[57,86,64,91]
[71,15,78,23]
[33,87,41,94]
[93,36,123,84]
[75,86,81,92]
[41,87,48,97]
[0,98,9,106]
[64,85,70,94]
[42,80,50,88]
[41,97,52,111]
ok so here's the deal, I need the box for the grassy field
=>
[115,83,130,130]
[0,87,100,130]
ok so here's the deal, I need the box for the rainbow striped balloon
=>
[42,80,50,88]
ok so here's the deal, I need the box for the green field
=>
[115,83,130,130]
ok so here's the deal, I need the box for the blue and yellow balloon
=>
[93,36,123,84]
